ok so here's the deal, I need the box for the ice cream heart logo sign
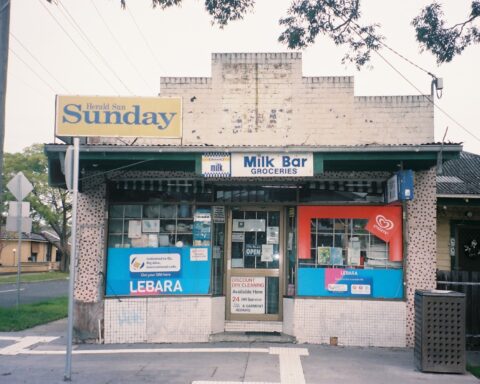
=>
[375,215,394,231]
[365,210,400,242]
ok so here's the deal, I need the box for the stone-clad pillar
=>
[405,168,437,346]
[73,175,107,341]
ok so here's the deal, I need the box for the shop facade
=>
[46,53,461,347]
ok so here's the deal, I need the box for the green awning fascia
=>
[45,143,462,188]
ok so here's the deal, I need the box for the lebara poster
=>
[297,267,403,299]
[106,246,211,296]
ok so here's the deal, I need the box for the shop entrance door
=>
[226,208,283,321]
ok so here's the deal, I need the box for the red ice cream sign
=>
[364,209,402,242]
[297,205,403,261]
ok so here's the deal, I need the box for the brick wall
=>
[93,52,433,147]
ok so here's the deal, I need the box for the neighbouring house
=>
[436,151,480,346]
[45,52,462,347]
[0,231,60,273]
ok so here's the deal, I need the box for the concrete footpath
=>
[0,319,478,384]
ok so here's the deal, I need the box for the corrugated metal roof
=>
[437,151,480,196]
[46,141,462,148]
[45,142,463,154]
[0,232,49,242]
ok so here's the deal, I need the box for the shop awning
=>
[45,143,462,189]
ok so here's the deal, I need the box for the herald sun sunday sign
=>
[55,95,182,138]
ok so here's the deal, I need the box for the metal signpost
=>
[64,138,79,381]
[6,172,33,308]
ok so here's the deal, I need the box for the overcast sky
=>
[5,0,480,154]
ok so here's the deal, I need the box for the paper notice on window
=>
[232,232,245,242]
[213,246,222,259]
[147,234,158,248]
[230,277,265,314]
[212,206,225,223]
[233,219,265,232]
[190,247,208,261]
[287,232,293,251]
[267,226,279,244]
[128,220,142,239]
[261,244,274,262]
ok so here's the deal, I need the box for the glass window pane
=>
[266,277,279,314]
[124,205,142,218]
[108,219,124,234]
[110,205,124,218]
[143,205,160,218]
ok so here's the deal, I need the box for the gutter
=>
[437,194,480,199]
[45,143,463,154]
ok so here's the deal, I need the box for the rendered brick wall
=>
[92,52,433,147]
[287,298,406,347]
[104,297,225,344]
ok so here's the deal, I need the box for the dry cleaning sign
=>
[231,153,313,177]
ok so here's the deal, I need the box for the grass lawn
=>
[0,297,68,331]
[468,364,480,378]
[0,271,68,284]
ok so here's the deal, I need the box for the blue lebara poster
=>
[106,246,211,296]
[297,267,403,299]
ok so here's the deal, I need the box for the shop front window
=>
[297,206,404,299]
[105,203,225,297]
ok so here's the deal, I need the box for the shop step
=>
[224,321,283,333]
[209,331,296,343]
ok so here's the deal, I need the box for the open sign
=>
[245,244,262,257]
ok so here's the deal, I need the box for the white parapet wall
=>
[104,296,225,344]
[283,298,407,347]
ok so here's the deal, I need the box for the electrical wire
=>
[57,1,134,95]
[126,6,166,75]
[8,70,50,97]
[349,19,436,78]
[37,0,121,95]
[9,47,57,93]
[10,33,70,93]
[89,0,152,91]
[346,20,480,144]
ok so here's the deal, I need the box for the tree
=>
[3,144,71,271]
[111,0,480,68]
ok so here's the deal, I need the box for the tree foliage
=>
[113,0,480,67]
[3,144,71,271]
[412,1,480,63]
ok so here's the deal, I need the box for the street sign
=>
[8,201,30,217]
[7,172,33,201]
[64,145,74,191]
[6,216,32,232]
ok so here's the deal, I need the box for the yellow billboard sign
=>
[55,95,182,138]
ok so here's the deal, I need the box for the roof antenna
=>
[437,127,449,175]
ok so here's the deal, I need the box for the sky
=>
[5,0,480,154]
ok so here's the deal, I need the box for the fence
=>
[437,270,480,348]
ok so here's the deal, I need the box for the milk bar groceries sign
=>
[55,95,182,138]
[202,153,313,177]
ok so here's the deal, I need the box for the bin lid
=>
[415,289,465,297]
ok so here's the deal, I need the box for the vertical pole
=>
[64,138,79,381]
[0,0,10,206]
[16,180,22,308]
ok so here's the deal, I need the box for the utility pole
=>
[0,0,11,205]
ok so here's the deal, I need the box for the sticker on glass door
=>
[230,276,266,314]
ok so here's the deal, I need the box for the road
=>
[0,279,68,307]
